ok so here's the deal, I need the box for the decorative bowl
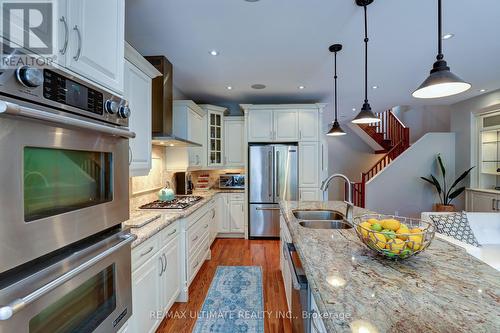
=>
[352,214,436,260]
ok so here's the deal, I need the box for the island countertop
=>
[279,201,500,333]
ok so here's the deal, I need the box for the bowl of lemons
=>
[352,214,436,260]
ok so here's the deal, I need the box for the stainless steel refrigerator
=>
[249,144,298,238]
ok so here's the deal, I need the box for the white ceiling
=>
[125,0,500,119]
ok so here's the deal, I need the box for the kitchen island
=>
[280,201,500,333]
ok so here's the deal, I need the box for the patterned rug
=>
[193,266,264,333]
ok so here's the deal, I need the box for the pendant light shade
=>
[326,43,346,137]
[413,0,470,99]
[352,0,380,125]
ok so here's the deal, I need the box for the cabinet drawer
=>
[188,233,209,284]
[229,193,244,201]
[160,221,179,246]
[187,214,210,256]
[132,234,159,271]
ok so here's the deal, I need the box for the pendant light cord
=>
[363,5,369,103]
[334,51,338,122]
[437,0,443,60]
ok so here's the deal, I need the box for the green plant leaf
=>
[448,167,474,194]
[420,176,435,186]
[437,154,446,178]
[430,174,442,195]
[448,186,466,201]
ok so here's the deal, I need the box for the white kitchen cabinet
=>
[310,293,327,333]
[280,215,292,311]
[201,105,227,167]
[130,251,162,333]
[216,194,230,233]
[65,0,124,94]
[299,142,320,188]
[188,111,205,168]
[208,201,217,245]
[466,189,500,212]
[229,199,245,233]
[299,110,319,141]
[247,109,274,142]
[274,110,299,141]
[299,188,323,201]
[159,237,180,312]
[224,117,245,166]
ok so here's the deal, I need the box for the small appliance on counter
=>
[175,172,194,195]
[219,174,245,189]
[157,181,175,201]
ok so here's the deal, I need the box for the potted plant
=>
[421,154,474,212]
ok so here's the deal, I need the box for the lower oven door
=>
[0,231,135,333]
[0,98,132,274]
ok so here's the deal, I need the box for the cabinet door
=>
[161,237,180,312]
[130,253,162,333]
[468,191,498,212]
[224,119,245,166]
[208,112,224,166]
[248,110,273,142]
[188,111,204,168]
[229,200,245,233]
[67,0,124,94]
[299,142,319,187]
[299,188,322,201]
[125,61,152,176]
[274,110,299,141]
[299,110,319,141]
[216,195,230,232]
[209,205,217,243]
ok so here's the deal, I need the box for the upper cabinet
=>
[125,44,161,177]
[54,0,125,94]
[224,117,245,167]
[244,105,324,143]
[200,105,227,167]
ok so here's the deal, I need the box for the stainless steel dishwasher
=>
[284,242,310,333]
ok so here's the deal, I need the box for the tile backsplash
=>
[130,146,244,210]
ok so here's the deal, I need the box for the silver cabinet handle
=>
[162,253,167,271]
[192,235,199,242]
[493,199,496,211]
[128,146,133,166]
[497,199,500,211]
[73,25,82,61]
[269,130,273,140]
[256,207,280,211]
[59,16,68,54]
[140,246,154,257]
[212,209,215,219]
[167,229,177,237]
[159,254,165,277]
[204,224,209,229]
[0,233,135,321]
[193,260,200,269]
[299,130,302,140]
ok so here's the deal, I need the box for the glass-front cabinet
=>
[201,105,227,167]
[478,112,500,190]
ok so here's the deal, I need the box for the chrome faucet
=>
[320,173,354,221]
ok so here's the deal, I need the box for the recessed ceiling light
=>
[442,33,455,40]
[226,86,232,90]
[209,50,219,56]
[479,89,487,93]
[245,0,260,2]
[298,85,305,90]
[352,108,356,111]
[251,84,266,90]
[372,85,378,89]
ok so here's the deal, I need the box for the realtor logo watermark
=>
[0,0,54,67]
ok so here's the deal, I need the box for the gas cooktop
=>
[139,196,203,210]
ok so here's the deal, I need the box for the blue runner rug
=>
[193,266,264,333]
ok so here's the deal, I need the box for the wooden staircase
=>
[350,110,410,207]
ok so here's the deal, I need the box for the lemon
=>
[407,235,423,250]
[410,227,423,234]
[358,222,372,238]
[366,218,379,225]
[385,238,405,254]
[369,232,386,250]
[381,219,401,231]
[396,226,410,240]
[371,223,383,232]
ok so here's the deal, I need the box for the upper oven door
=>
[0,98,132,274]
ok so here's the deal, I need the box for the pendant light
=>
[412,0,470,98]
[352,0,380,124]
[327,44,346,136]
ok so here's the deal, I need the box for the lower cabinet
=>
[279,216,292,311]
[130,222,180,333]
[466,189,500,212]
[217,193,245,235]
[310,293,327,333]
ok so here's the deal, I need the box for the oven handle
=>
[0,100,136,139]
[0,233,136,321]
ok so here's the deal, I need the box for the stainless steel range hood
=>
[146,55,202,147]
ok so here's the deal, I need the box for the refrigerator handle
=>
[276,150,280,198]
[268,150,273,198]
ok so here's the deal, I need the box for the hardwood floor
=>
[156,238,292,333]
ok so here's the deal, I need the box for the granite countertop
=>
[124,189,245,248]
[280,201,500,333]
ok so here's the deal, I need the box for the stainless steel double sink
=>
[293,210,352,230]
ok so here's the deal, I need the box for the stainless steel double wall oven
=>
[0,57,135,332]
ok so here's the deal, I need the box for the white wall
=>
[450,89,500,207]
[365,133,455,218]
[392,105,451,143]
